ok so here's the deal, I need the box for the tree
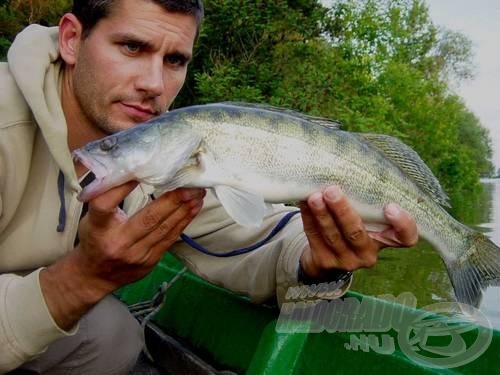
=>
[181,0,493,197]
[1,0,493,198]
[0,0,71,59]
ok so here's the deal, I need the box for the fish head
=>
[73,120,202,201]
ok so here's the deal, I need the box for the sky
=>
[320,0,500,169]
[418,0,500,169]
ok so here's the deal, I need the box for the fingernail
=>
[182,188,204,201]
[309,192,324,209]
[190,200,203,215]
[325,186,342,202]
[385,203,401,218]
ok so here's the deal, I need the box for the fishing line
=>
[149,194,301,256]
[180,210,301,257]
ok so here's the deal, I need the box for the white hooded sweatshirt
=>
[0,25,349,373]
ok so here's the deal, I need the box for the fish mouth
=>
[72,149,109,179]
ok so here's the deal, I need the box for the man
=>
[0,0,417,373]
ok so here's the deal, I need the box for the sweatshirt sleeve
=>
[171,191,352,306]
[0,270,77,373]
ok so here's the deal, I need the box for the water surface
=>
[351,179,500,329]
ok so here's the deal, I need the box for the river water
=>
[351,179,500,329]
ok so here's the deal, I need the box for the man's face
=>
[71,0,197,134]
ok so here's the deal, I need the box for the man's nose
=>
[136,57,164,97]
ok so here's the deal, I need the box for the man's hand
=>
[41,182,205,330]
[299,185,418,281]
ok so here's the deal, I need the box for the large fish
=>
[73,102,500,307]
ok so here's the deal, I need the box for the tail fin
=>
[448,232,500,307]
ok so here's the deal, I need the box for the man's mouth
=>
[120,102,158,122]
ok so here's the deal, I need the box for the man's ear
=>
[59,13,83,66]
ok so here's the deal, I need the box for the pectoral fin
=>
[214,185,267,227]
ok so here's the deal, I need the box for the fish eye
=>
[100,137,117,151]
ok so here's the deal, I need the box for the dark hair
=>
[72,0,204,37]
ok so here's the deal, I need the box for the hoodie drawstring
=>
[56,170,66,232]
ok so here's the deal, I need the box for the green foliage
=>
[176,0,494,198]
[1,0,494,198]
[0,0,71,59]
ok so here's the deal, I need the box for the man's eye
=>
[123,43,141,54]
[165,55,186,66]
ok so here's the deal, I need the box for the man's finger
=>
[138,197,203,252]
[368,204,418,248]
[306,191,347,254]
[323,186,375,253]
[125,188,205,244]
[383,203,419,246]
[300,201,325,247]
[87,181,139,225]
[148,200,204,262]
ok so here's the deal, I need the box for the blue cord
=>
[56,170,66,232]
[181,210,301,257]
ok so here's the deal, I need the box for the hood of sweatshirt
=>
[7,25,80,191]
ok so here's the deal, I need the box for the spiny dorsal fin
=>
[360,133,450,207]
[219,101,342,130]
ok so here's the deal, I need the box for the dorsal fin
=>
[360,133,450,207]
[219,101,342,130]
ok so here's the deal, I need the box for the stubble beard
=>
[72,46,133,135]
[72,67,122,136]
[73,61,165,136]
[72,44,167,135]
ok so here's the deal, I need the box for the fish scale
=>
[73,102,500,307]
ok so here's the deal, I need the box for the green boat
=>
[118,254,500,374]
